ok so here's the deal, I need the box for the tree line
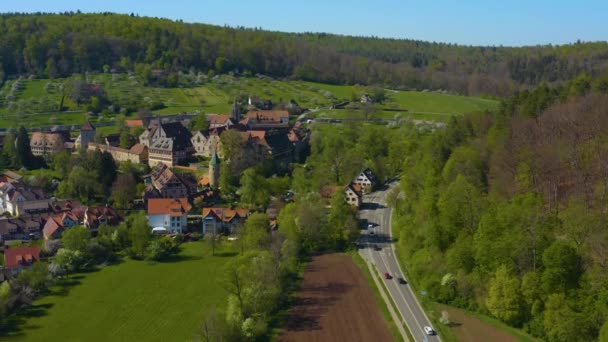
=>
[1,12,608,96]
[394,79,608,341]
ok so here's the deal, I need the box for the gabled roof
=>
[85,206,121,227]
[360,168,378,183]
[345,183,363,197]
[81,122,95,131]
[4,246,40,269]
[243,110,289,123]
[30,132,65,147]
[148,198,191,216]
[125,119,144,128]
[207,114,233,126]
[201,207,250,223]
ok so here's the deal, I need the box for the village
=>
[0,95,378,277]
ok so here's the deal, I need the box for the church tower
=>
[209,151,220,188]
[230,97,240,122]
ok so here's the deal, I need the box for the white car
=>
[367,224,373,229]
[424,326,435,335]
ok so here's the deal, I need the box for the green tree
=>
[239,168,270,208]
[437,175,483,248]
[190,113,210,131]
[242,213,270,251]
[129,213,151,259]
[51,151,73,179]
[327,191,358,250]
[119,129,131,148]
[16,126,35,168]
[58,166,103,204]
[3,130,17,167]
[16,262,50,291]
[61,226,91,253]
[485,265,523,325]
[54,248,87,276]
[542,241,581,294]
[111,173,138,209]
[543,293,585,342]
[220,129,243,162]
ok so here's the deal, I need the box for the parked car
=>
[384,272,392,280]
[367,223,373,229]
[369,231,375,236]
[397,277,407,284]
[424,326,435,335]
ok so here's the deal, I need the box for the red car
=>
[384,272,392,280]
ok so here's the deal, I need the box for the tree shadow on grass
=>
[0,303,52,338]
[50,274,85,297]
[154,254,203,263]
[213,251,238,257]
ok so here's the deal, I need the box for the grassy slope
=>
[4,241,236,342]
[0,75,499,130]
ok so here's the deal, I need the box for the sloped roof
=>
[361,168,378,183]
[125,119,144,128]
[30,132,64,147]
[201,207,250,223]
[4,246,40,269]
[129,143,147,155]
[244,110,289,123]
[81,122,95,131]
[207,114,232,126]
[148,198,191,216]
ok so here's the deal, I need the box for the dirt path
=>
[279,253,393,342]
[440,305,518,342]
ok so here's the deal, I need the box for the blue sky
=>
[2,0,607,46]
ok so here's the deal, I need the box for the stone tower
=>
[209,151,220,188]
[230,97,240,122]
[79,121,96,150]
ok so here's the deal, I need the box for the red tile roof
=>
[244,110,289,123]
[201,207,249,223]
[4,246,40,269]
[147,198,191,216]
[125,119,144,128]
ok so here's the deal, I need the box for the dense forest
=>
[394,78,608,341]
[1,12,608,96]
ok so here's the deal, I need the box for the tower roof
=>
[81,122,95,131]
[210,152,220,166]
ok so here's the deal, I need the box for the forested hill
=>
[1,12,608,96]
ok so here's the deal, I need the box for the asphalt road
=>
[358,183,441,342]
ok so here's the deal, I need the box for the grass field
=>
[0,74,499,130]
[2,241,236,342]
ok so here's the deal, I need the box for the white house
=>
[147,198,191,234]
[352,168,378,193]
[0,182,50,216]
[344,183,362,208]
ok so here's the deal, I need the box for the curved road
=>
[359,183,441,342]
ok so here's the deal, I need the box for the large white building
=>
[146,198,191,233]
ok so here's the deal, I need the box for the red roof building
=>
[4,246,41,270]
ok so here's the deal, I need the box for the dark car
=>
[384,272,392,280]
[397,277,407,284]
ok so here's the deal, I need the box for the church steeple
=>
[230,97,240,122]
[209,151,220,188]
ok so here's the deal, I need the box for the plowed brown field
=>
[279,253,393,342]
